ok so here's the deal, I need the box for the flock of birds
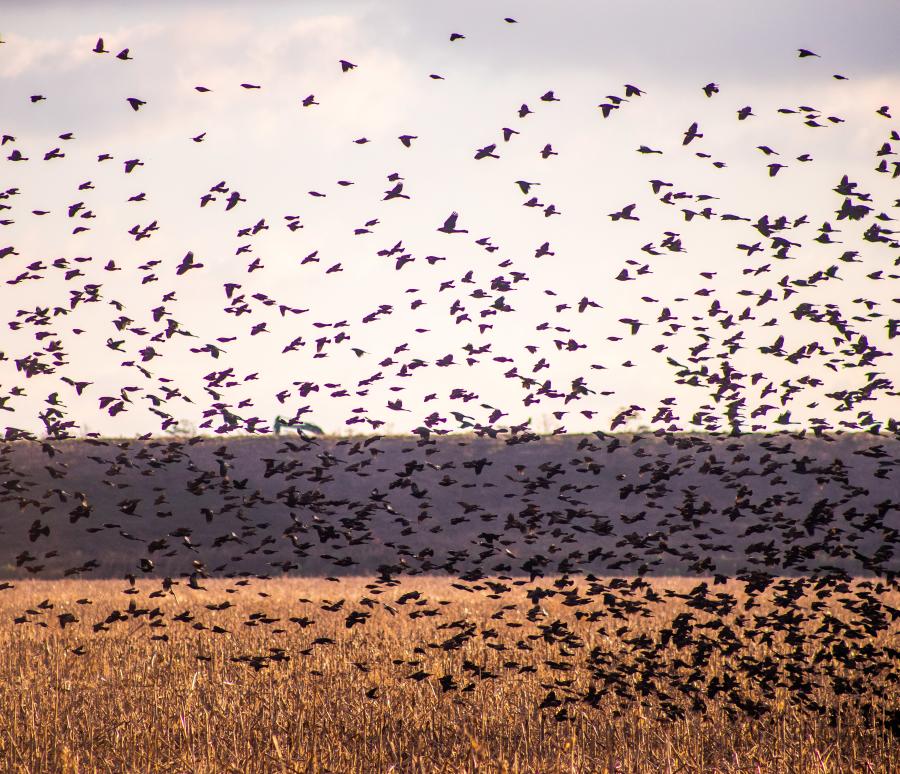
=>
[1,14,899,727]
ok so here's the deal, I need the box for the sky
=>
[1,1,899,439]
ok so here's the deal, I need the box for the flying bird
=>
[438,212,468,233]
[609,203,639,221]
[683,122,703,145]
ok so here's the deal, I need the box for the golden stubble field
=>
[0,576,896,774]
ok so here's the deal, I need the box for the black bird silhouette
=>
[609,203,639,221]
[474,144,499,159]
[683,122,703,144]
[438,212,468,233]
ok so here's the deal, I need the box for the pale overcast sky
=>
[1,1,898,438]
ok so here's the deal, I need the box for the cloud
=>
[0,33,74,78]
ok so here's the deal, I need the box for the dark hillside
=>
[1,430,897,580]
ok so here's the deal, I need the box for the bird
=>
[474,144,499,160]
[609,204,639,221]
[535,242,554,258]
[126,97,146,111]
[438,212,468,233]
[683,122,703,145]
[175,252,203,275]
[598,103,619,118]
[383,182,409,201]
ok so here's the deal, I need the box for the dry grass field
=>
[0,576,897,773]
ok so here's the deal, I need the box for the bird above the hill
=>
[683,122,703,144]
[438,212,468,233]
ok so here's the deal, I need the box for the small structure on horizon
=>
[273,416,324,437]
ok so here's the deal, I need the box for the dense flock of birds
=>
[0,15,899,727]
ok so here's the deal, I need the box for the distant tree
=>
[165,418,196,436]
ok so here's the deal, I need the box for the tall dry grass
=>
[0,577,896,773]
